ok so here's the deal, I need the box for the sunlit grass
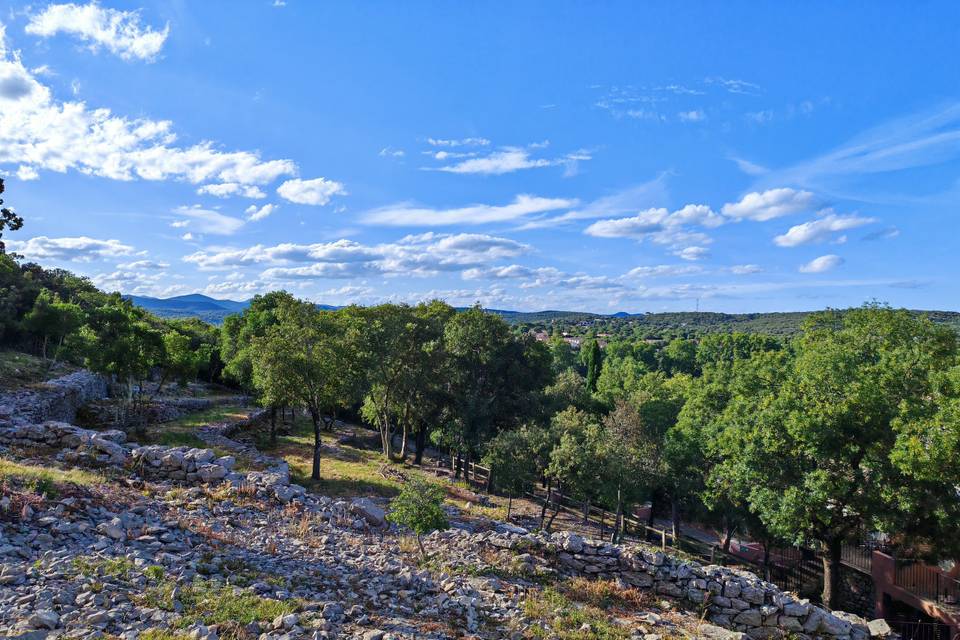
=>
[0,458,105,489]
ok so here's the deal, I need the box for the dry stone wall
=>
[0,371,107,427]
[430,528,893,640]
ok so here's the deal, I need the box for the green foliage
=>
[483,427,538,498]
[581,339,602,392]
[387,477,449,547]
[21,289,83,361]
[0,179,24,255]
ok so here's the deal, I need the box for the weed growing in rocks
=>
[138,578,299,629]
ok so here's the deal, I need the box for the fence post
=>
[661,530,666,550]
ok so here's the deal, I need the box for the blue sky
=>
[1,1,959,313]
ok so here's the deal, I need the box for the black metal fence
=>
[889,620,957,640]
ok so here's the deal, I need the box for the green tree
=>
[387,477,450,557]
[0,179,24,255]
[482,428,538,518]
[444,306,552,478]
[581,339,603,392]
[156,330,213,395]
[658,338,698,376]
[82,299,164,427]
[548,335,578,374]
[22,289,83,362]
[713,305,960,608]
[252,298,358,480]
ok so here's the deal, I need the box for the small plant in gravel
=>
[139,578,298,629]
[387,477,449,557]
[523,586,631,640]
[71,556,135,578]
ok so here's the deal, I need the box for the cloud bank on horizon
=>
[0,1,956,312]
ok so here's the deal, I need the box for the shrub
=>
[387,477,449,556]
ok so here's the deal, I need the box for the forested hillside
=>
[3,178,960,614]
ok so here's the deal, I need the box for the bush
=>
[387,477,449,556]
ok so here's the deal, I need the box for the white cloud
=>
[245,203,277,221]
[584,204,723,246]
[729,264,763,275]
[730,156,768,176]
[198,183,267,199]
[722,188,816,221]
[0,47,311,192]
[427,137,490,147]
[773,211,876,247]
[25,2,170,62]
[624,264,702,278]
[117,259,169,269]
[799,254,844,273]
[678,109,706,122]
[16,165,38,180]
[172,205,246,235]
[674,246,709,261]
[705,77,761,95]
[518,177,670,230]
[378,147,405,158]
[183,233,531,281]
[362,194,576,227]
[430,146,591,176]
[276,177,347,205]
[767,103,960,189]
[8,235,134,261]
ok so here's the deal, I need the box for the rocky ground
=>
[0,372,893,640]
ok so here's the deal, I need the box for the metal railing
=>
[895,561,960,608]
[889,620,958,640]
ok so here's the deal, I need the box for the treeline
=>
[2,182,960,609]
[1,261,220,424]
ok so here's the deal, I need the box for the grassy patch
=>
[71,556,136,578]
[523,586,632,640]
[0,458,105,491]
[0,350,75,391]
[138,579,298,628]
[262,417,402,498]
[139,630,192,640]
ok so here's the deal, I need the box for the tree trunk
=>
[583,499,591,524]
[454,451,463,479]
[310,408,321,481]
[41,335,48,361]
[507,495,513,520]
[763,544,772,582]
[270,406,277,445]
[670,498,681,544]
[822,537,843,609]
[611,486,623,544]
[539,481,552,529]
[546,500,562,532]
[396,423,409,462]
[722,518,735,554]
[413,425,427,466]
[647,495,656,529]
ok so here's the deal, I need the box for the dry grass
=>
[0,458,105,488]
[561,577,653,611]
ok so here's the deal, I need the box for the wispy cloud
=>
[362,194,576,227]
[756,103,960,193]
[25,2,169,62]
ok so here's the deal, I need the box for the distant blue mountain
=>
[126,294,341,324]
